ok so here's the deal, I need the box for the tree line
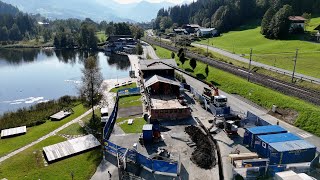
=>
[104,22,144,39]
[154,0,320,39]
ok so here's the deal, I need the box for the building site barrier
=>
[103,93,119,140]
[241,111,271,128]
[118,87,141,96]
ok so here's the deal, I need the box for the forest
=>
[153,0,320,39]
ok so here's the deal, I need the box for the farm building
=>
[288,16,307,32]
[182,24,201,34]
[197,28,218,37]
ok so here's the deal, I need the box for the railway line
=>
[144,37,320,106]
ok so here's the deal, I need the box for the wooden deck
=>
[43,134,100,162]
[1,126,27,138]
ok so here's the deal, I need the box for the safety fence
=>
[118,87,141,96]
[241,111,271,128]
[103,93,119,140]
[104,140,180,176]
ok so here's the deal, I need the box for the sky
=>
[116,0,194,4]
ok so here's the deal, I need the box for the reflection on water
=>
[0,48,130,114]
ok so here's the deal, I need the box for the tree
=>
[261,7,276,35]
[268,5,293,39]
[9,23,22,41]
[179,52,186,67]
[80,24,97,49]
[205,64,209,77]
[160,16,173,30]
[171,51,175,59]
[136,43,143,55]
[53,36,60,48]
[105,22,115,36]
[0,26,9,41]
[79,56,104,125]
[177,48,184,57]
[302,13,312,30]
[190,58,197,70]
[42,29,51,43]
[130,25,144,40]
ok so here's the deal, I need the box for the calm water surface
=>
[0,49,130,114]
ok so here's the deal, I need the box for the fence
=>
[103,93,119,140]
[118,87,141,96]
[104,139,180,176]
[241,111,271,128]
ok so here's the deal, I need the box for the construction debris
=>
[185,125,216,169]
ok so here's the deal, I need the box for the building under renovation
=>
[139,59,191,121]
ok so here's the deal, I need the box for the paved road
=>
[192,43,320,84]
[0,108,94,163]
[141,41,159,59]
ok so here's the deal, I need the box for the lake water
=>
[0,49,130,115]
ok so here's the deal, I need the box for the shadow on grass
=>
[196,73,206,80]
[210,80,221,87]
[185,68,194,73]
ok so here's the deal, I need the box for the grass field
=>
[198,19,320,78]
[96,31,107,43]
[57,123,86,135]
[154,45,320,136]
[118,95,142,108]
[0,104,87,157]
[0,135,101,180]
[110,83,137,93]
[116,117,146,133]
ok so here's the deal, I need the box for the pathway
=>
[192,43,320,84]
[0,108,94,163]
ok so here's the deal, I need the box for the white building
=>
[288,16,307,32]
[197,28,218,37]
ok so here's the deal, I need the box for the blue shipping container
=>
[243,125,287,148]
[268,140,316,165]
[255,133,301,158]
[143,124,153,142]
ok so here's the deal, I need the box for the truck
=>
[100,107,109,125]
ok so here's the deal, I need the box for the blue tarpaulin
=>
[118,87,140,96]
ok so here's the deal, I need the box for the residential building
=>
[139,59,177,79]
[173,28,188,35]
[182,24,200,34]
[105,35,136,53]
[288,16,306,32]
[197,28,218,37]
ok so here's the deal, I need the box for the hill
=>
[198,18,320,78]
[0,0,19,15]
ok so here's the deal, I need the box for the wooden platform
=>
[43,134,100,162]
[1,126,27,138]
[50,111,72,120]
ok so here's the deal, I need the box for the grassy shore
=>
[0,104,87,157]
[154,45,320,136]
[197,19,320,79]
[0,135,101,180]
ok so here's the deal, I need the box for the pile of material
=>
[185,125,216,169]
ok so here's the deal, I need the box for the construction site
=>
[101,53,320,180]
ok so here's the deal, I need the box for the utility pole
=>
[159,33,162,47]
[207,38,209,56]
[247,48,253,82]
[291,48,299,83]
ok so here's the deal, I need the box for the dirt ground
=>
[117,106,143,118]
[268,108,299,125]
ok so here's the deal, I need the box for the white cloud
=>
[115,0,194,4]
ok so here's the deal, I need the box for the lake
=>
[0,48,130,115]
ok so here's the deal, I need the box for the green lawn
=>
[116,117,146,133]
[198,19,320,78]
[0,135,101,180]
[154,45,320,136]
[57,123,86,136]
[118,95,142,108]
[96,31,107,43]
[0,104,87,157]
[110,83,137,93]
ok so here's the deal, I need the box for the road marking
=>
[296,132,313,138]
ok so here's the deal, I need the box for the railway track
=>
[144,38,320,106]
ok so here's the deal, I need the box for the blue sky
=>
[116,0,194,4]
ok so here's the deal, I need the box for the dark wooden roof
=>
[314,25,320,31]
[106,35,133,42]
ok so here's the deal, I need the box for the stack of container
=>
[243,125,287,148]
[255,133,302,158]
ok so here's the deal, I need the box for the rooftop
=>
[198,28,216,32]
[257,133,301,143]
[151,95,187,110]
[246,125,286,134]
[1,126,26,138]
[143,124,153,131]
[145,75,180,88]
[269,139,316,152]
[50,111,72,120]
[288,16,307,21]
[139,59,177,71]
[314,24,320,31]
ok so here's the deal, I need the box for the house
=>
[173,28,188,35]
[182,24,201,34]
[139,59,177,79]
[105,35,136,53]
[288,16,306,32]
[197,28,218,37]
[139,59,191,121]
[315,25,320,42]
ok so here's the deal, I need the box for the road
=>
[0,108,94,163]
[192,43,320,84]
[142,42,320,179]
